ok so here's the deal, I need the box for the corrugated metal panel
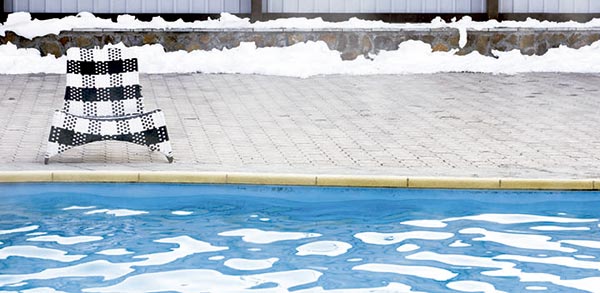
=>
[265,0,486,13]
[499,0,600,13]
[6,0,251,13]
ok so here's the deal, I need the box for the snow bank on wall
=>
[1,12,600,40]
[1,40,599,77]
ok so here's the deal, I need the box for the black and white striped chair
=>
[44,46,174,164]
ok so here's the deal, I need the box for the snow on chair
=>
[44,46,174,164]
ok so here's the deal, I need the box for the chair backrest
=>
[64,47,144,117]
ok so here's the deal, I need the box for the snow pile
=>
[2,12,600,40]
[2,40,600,77]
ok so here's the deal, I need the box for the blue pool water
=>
[1,183,600,293]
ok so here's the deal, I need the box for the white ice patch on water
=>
[25,232,47,236]
[133,236,228,266]
[0,246,85,262]
[0,225,39,235]
[347,258,363,262]
[526,286,548,291]
[208,255,225,261]
[85,209,148,217]
[259,218,270,222]
[530,226,590,231]
[27,235,103,245]
[219,228,321,244]
[449,240,472,247]
[495,254,600,270]
[574,255,596,259]
[62,206,96,210]
[460,228,576,252]
[407,251,516,270]
[446,214,597,224]
[560,240,600,249]
[223,257,279,270]
[80,269,322,293]
[0,260,135,286]
[296,241,352,257]
[353,263,457,281]
[96,249,133,256]
[400,220,447,228]
[396,244,420,252]
[447,280,507,293]
[295,282,424,293]
[21,288,67,293]
[408,251,600,292]
[171,211,193,216]
[354,231,454,245]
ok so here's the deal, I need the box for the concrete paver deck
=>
[1,72,599,178]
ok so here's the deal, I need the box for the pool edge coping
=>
[0,171,598,190]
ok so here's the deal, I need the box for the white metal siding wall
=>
[500,0,600,13]
[264,0,486,13]
[5,0,251,13]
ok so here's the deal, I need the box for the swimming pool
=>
[1,183,599,293]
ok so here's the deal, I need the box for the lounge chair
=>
[44,46,174,164]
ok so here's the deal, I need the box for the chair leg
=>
[44,157,49,165]
[167,156,174,163]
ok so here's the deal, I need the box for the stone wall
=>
[1,28,599,60]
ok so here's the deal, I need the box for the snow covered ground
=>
[0,12,599,77]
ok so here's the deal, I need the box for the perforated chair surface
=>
[44,46,174,164]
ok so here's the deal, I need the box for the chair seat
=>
[46,109,173,162]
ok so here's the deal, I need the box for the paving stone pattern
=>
[1,73,599,178]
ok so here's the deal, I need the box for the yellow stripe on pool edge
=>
[0,171,598,190]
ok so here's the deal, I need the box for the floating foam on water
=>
[0,225,39,235]
[0,246,85,262]
[96,249,133,256]
[171,211,193,216]
[449,240,471,247]
[353,263,457,281]
[446,280,507,293]
[219,228,321,244]
[347,258,363,262]
[208,255,224,261]
[85,209,148,217]
[27,235,103,245]
[25,232,47,236]
[259,218,270,222]
[396,244,420,252]
[460,228,576,252]
[400,220,447,228]
[80,269,322,293]
[354,231,454,245]
[525,286,548,291]
[62,206,96,210]
[133,236,228,266]
[223,257,279,270]
[530,226,590,231]
[446,214,597,224]
[296,241,352,257]
[560,240,600,249]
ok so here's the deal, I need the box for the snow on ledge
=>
[0,40,599,77]
[1,12,600,41]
